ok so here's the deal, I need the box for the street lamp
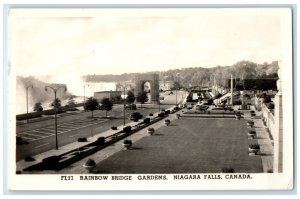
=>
[45,85,67,150]
[83,84,89,103]
[26,85,33,123]
[175,73,180,106]
[119,85,127,126]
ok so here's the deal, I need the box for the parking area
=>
[17,118,108,143]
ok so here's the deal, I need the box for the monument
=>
[134,73,160,104]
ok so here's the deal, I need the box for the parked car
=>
[125,104,137,110]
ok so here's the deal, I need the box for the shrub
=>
[221,167,235,173]
[123,126,132,133]
[143,118,151,124]
[147,127,155,135]
[165,110,171,114]
[148,127,155,132]
[214,93,222,99]
[84,159,96,167]
[123,140,132,145]
[248,130,256,135]
[16,136,29,145]
[42,156,60,166]
[24,156,35,162]
[16,136,22,144]
[164,119,171,126]
[67,108,79,112]
[149,113,153,116]
[111,126,118,130]
[77,137,87,142]
[249,143,260,149]
[233,100,242,105]
[96,137,105,145]
[266,103,275,110]
[158,112,165,117]
[130,112,143,121]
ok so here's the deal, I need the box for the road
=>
[16,91,186,161]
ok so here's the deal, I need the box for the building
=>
[159,81,174,91]
[94,91,121,102]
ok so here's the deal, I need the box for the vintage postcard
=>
[7,7,294,190]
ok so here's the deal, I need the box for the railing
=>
[261,103,275,137]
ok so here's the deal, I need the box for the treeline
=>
[83,60,279,88]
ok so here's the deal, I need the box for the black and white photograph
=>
[7,7,294,190]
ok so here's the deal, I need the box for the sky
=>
[10,8,286,81]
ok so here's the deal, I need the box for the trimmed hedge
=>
[123,126,132,133]
[42,155,60,169]
[16,112,42,121]
[77,137,87,142]
[143,118,151,124]
[111,126,118,130]
[43,109,66,115]
[96,137,105,145]
[16,102,84,121]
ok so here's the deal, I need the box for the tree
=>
[100,97,113,117]
[84,97,99,118]
[33,102,43,112]
[111,95,122,103]
[50,98,61,110]
[67,97,76,108]
[136,91,148,107]
[126,90,135,104]
[171,81,181,90]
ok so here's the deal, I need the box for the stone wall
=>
[261,102,275,137]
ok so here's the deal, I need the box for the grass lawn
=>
[94,118,263,174]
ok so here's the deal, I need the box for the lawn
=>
[94,118,263,174]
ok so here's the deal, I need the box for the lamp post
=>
[158,93,160,112]
[119,85,127,126]
[83,84,89,103]
[175,73,180,106]
[26,85,33,123]
[45,85,67,150]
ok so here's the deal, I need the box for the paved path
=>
[245,106,274,173]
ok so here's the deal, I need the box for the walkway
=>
[245,106,274,172]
